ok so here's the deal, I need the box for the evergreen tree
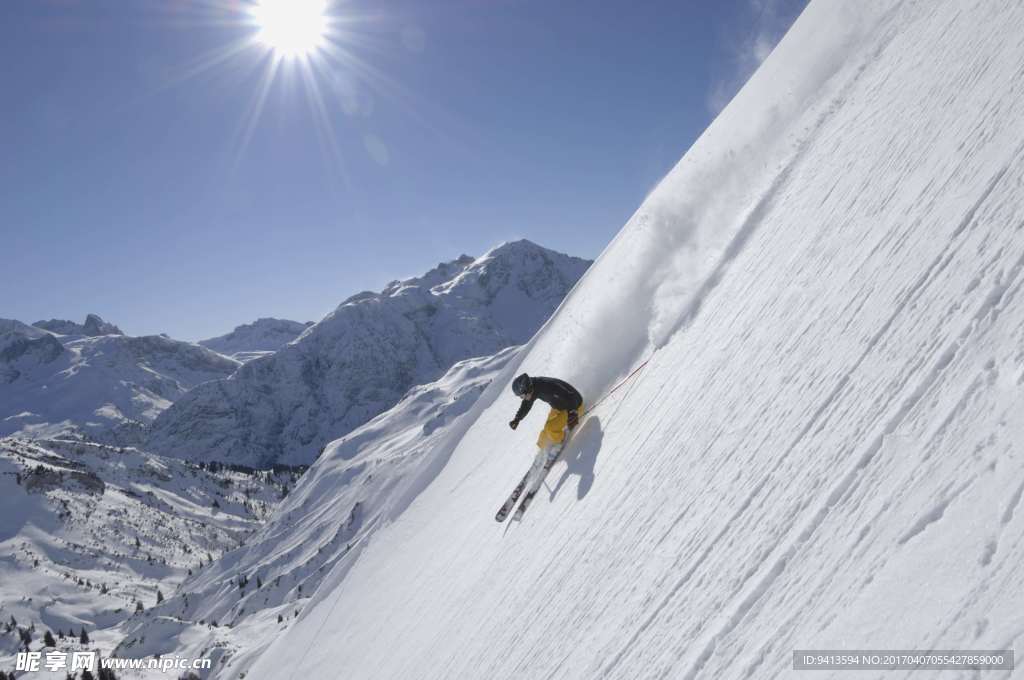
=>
[156,589,164,604]
[44,630,56,647]
[135,601,144,613]
[277,614,283,623]
[81,669,95,680]
[79,627,90,645]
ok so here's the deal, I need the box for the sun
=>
[251,0,328,58]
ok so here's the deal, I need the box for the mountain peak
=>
[149,241,592,466]
[34,314,123,337]
[481,238,543,257]
[83,313,123,336]
[380,254,477,298]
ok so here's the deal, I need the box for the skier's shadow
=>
[549,416,603,501]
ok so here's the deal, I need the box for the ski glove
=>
[567,410,579,429]
[509,419,519,430]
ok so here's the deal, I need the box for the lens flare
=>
[252,0,328,58]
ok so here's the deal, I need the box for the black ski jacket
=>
[513,376,583,423]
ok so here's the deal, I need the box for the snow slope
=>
[115,348,518,673]
[198,318,313,363]
[239,1,1024,678]
[0,329,240,442]
[148,240,590,467]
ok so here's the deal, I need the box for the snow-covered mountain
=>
[115,347,517,672]
[0,320,60,372]
[147,240,591,467]
[198,318,313,363]
[33,314,124,338]
[0,436,298,675]
[0,325,240,442]
[183,1,1024,678]
[1,318,50,347]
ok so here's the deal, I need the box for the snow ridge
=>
[198,318,313,362]
[34,314,124,337]
[0,436,296,673]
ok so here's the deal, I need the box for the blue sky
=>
[1,0,807,341]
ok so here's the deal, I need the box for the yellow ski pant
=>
[536,405,584,449]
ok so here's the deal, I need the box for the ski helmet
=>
[512,373,532,397]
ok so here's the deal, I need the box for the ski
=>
[495,469,531,522]
[496,442,562,522]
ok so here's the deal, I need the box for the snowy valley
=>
[0,436,300,677]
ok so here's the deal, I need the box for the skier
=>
[508,373,583,457]
[494,373,585,521]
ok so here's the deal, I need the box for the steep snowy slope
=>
[0,437,296,675]
[148,240,590,467]
[198,318,313,362]
[116,348,518,672]
[0,329,240,442]
[241,1,1024,678]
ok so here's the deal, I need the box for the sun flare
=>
[252,0,328,58]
